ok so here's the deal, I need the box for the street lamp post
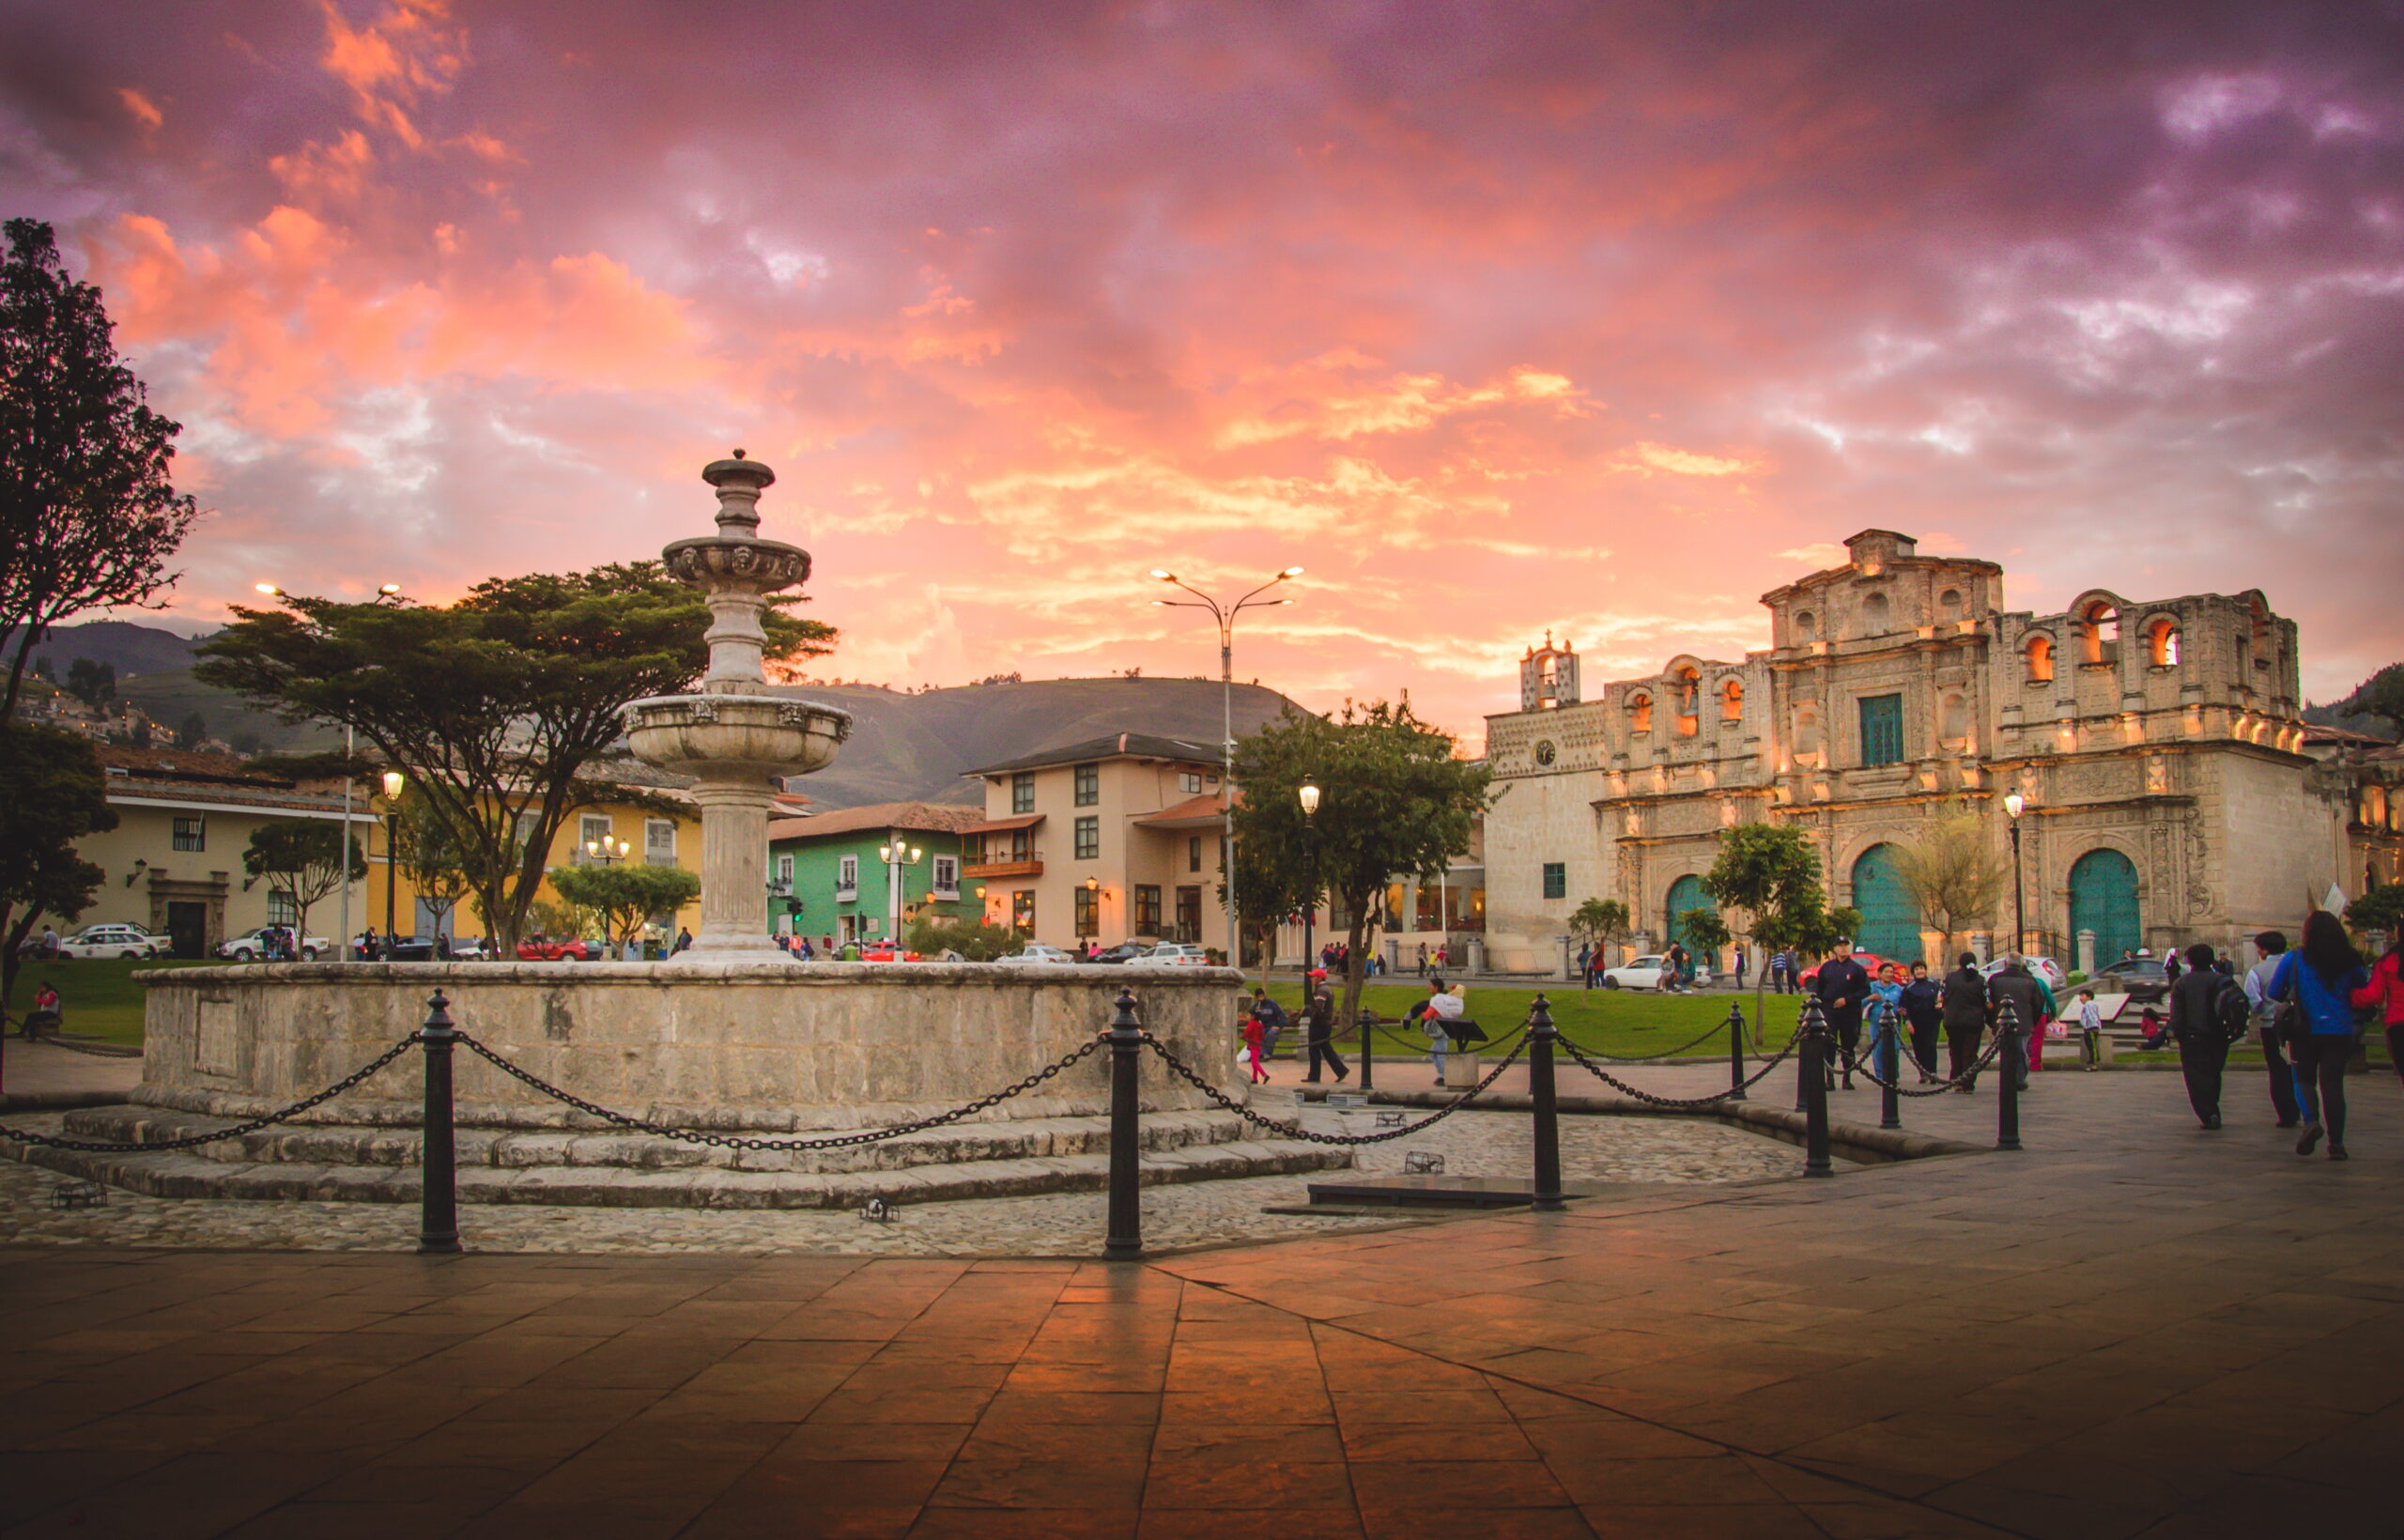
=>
[1298,781,1320,980]
[1150,565,1303,966]
[381,770,405,957]
[878,839,923,945]
[585,835,630,866]
[2004,792,2027,957]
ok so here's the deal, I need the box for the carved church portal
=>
[2068,848,2142,969]
[1850,843,1923,966]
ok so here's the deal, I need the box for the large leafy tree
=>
[0,219,200,725]
[547,862,701,951]
[1703,821,1861,1036]
[196,562,834,948]
[0,727,115,1025]
[1228,700,1491,1027]
[240,820,366,952]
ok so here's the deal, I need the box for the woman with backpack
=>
[2271,911,2372,1160]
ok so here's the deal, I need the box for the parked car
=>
[1797,952,1908,989]
[857,942,923,962]
[2086,957,2170,1002]
[1599,954,1670,990]
[994,945,1078,966]
[516,934,601,962]
[1134,944,1212,967]
[216,927,328,962]
[1979,955,2070,993]
[1085,941,1153,965]
[38,924,172,960]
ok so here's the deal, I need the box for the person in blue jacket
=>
[2269,910,2370,1161]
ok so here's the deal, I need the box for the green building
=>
[766,802,982,946]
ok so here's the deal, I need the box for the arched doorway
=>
[1664,874,1718,971]
[1850,844,1922,965]
[2068,848,2141,967]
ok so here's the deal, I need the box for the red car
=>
[1797,952,1909,988]
[516,934,600,962]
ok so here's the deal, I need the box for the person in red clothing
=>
[2352,930,2404,1091]
[1239,1011,1269,1084]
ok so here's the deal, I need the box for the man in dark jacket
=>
[1984,957,2045,1092]
[2166,941,2232,1129]
[1939,952,1988,1090]
[1811,945,1872,1089]
[1899,962,1944,1082]
[1302,979,1348,1084]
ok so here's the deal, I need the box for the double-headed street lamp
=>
[1150,565,1303,964]
[585,835,631,865]
[878,839,923,943]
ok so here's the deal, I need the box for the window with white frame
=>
[838,854,859,894]
[776,854,795,887]
[932,855,960,897]
[172,815,206,852]
[644,819,677,866]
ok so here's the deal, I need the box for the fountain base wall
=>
[134,962,1244,1132]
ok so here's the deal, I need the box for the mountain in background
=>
[7,622,1300,798]
[764,677,1295,808]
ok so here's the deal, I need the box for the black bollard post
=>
[1877,1016,1902,1131]
[1800,999,1833,1178]
[1103,987,1146,1258]
[1528,993,1564,1211]
[1725,1000,1748,1101]
[1357,1008,1375,1091]
[1996,999,2023,1151]
[1793,1000,1811,1114]
[417,989,461,1255]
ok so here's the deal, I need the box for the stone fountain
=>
[620,452,850,961]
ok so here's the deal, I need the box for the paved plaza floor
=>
[1,1041,2399,1538]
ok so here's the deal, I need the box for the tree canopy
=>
[1228,699,1490,1025]
[0,219,200,724]
[1568,898,1631,962]
[1703,822,1861,1026]
[1893,802,2006,961]
[547,862,701,949]
[0,725,115,1024]
[240,820,366,948]
[195,561,834,948]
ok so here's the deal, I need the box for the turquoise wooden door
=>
[1664,874,1718,970]
[1849,843,1922,965]
[2068,848,2141,966]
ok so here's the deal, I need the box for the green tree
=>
[1703,822,1860,1032]
[547,862,701,950]
[196,562,834,949]
[1893,802,2007,962]
[240,820,366,953]
[0,220,201,726]
[2344,882,2404,945]
[2336,664,2403,739]
[1568,897,1630,971]
[904,914,1025,962]
[1677,906,1733,967]
[1228,700,1491,1028]
[176,711,207,748]
[64,657,113,711]
[393,787,475,946]
[0,726,115,1026]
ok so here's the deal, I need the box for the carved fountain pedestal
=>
[620,453,850,962]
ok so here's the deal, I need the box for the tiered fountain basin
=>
[620,693,851,778]
[18,963,1350,1210]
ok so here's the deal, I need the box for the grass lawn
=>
[1261,980,1805,1058]
[8,957,219,1047]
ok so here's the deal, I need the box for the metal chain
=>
[0,1036,420,1153]
[1142,1031,1530,1146]
[1560,1016,1741,1063]
[1843,1027,2011,1096]
[454,1031,1107,1150]
[30,1035,144,1059]
[1556,1031,1800,1108]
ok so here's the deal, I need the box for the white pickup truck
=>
[216,927,330,962]
[37,924,173,960]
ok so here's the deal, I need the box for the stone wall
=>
[135,962,1242,1131]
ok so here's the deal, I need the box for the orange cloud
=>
[117,87,162,131]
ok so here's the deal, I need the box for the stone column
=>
[2077,929,2096,977]
[686,781,779,958]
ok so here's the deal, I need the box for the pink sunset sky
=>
[4,0,2399,749]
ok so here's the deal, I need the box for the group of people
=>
[1242,975,1348,1084]
[1809,946,2060,1093]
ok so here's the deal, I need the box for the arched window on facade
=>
[1719,678,1744,722]
[1939,691,1970,743]
[2080,600,2119,665]
[1793,705,1822,759]
[2025,633,2055,684]
[1627,692,1653,735]
[2146,616,2181,668]
[1937,587,1964,621]
[1672,667,1700,735]
[1795,610,1817,644]
[1861,592,1891,636]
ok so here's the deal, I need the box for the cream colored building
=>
[962,732,1231,953]
[1481,530,2396,976]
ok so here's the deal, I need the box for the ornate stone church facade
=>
[1482,530,2400,974]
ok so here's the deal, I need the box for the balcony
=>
[835,884,859,902]
[964,854,1043,880]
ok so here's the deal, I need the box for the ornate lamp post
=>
[2004,792,2027,956]
[381,770,405,957]
[1150,565,1302,964]
[1298,780,1320,978]
[585,835,630,866]
[878,839,923,943]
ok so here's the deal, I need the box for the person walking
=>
[1866,962,1905,1090]
[1733,944,1749,992]
[1248,986,1287,1061]
[1414,942,1428,977]
[1240,1010,1269,1085]
[2352,926,2404,1098]
[2270,911,2370,1161]
[1901,961,1944,1082]
[1939,952,1988,1089]
[1984,956,2046,1095]
[1811,945,1873,1090]
[1302,977,1348,1084]
[2164,942,2241,1129]
[1576,941,1593,991]
[2074,989,2104,1070]
[2242,931,2309,1129]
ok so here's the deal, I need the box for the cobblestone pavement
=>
[0,1106,1810,1257]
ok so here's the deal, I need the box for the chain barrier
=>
[1842,1024,2010,1096]
[1142,1030,1530,1146]
[454,1031,1107,1151]
[32,1035,144,1059]
[0,1035,419,1153]
[1557,1017,1739,1064]
[1556,1031,1801,1108]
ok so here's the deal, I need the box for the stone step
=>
[55,1107,1261,1175]
[3,1133,1352,1210]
